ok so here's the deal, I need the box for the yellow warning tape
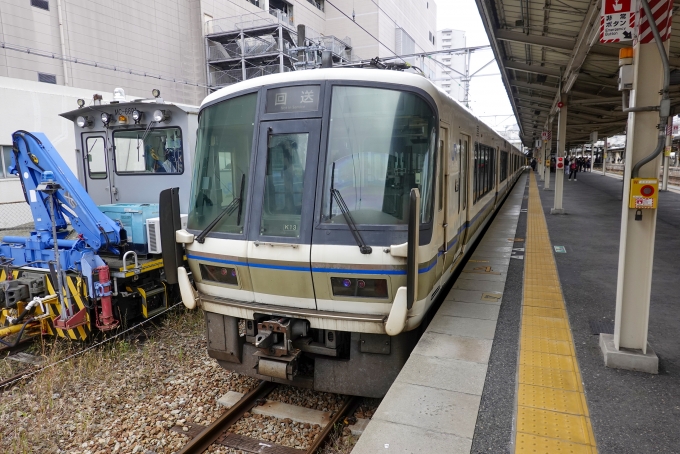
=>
[514,173,597,453]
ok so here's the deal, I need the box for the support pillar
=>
[603,137,608,176]
[602,38,668,374]
[240,30,247,81]
[661,116,671,190]
[543,137,550,191]
[538,142,545,180]
[551,94,567,214]
[590,131,598,172]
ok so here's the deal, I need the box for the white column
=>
[538,142,545,180]
[662,116,671,190]
[544,135,551,189]
[613,38,668,362]
[551,95,567,213]
[603,137,608,176]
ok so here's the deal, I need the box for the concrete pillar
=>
[551,94,567,214]
[544,135,551,190]
[538,142,545,180]
[603,137,608,176]
[662,116,671,190]
[590,132,598,172]
[603,38,669,374]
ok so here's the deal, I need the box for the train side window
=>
[113,127,183,175]
[86,136,107,179]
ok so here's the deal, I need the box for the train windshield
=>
[321,86,436,225]
[188,93,258,234]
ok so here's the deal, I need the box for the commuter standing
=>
[531,158,537,171]
[569,159,578,181]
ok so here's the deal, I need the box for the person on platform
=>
[569,159,578,181]
[531,158,537,171]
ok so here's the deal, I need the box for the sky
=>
[435,0,519,138]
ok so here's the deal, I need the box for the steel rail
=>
[305,395,361,454]
[177,380,278,454]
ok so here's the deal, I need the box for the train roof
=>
[203,67,472,114]
[60,99,198,121]
[202,68,522,154]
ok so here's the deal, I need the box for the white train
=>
[172,68,525,397]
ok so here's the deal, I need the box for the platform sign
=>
[556,157,564,170]
[600,0,634,43]
[541,131,552,142]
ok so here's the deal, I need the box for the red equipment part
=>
[95,265,119,331]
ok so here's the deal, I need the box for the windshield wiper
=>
[196,174,245,244]
[330,187,372,255]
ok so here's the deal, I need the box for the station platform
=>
[353,170,680,454]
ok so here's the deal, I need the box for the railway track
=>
[177,381,361,454]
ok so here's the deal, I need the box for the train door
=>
[444,127,461,275]
[437,126,451,279]
[81,132,113,204]
[246,119,321,309]
[459,133,470,246]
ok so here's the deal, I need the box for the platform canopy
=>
[475,0,680,147]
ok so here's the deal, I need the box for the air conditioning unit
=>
[146,215,187,254]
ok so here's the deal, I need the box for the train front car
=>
[181,69,463,397]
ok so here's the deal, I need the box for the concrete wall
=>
[0,0,207,105]
[0,76,113,204]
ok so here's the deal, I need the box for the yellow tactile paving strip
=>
[514,173,597,454]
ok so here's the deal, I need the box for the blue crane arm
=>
[9,131,123,251]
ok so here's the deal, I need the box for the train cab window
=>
[85,136,107,179]
[260,132,308,237]
[322,86,436,225]
[188,93,257,234]
[113,128,183,174]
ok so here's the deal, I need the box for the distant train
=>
[172,68,526,397]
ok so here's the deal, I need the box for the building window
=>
[38,72,57,84]
[31,0,49,10]
[307,0,324,11]
[1,146,18,179]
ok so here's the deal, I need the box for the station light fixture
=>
[152,109,170,122]
[619,47,634,66]
[131,109,142,124]
[76,115,93,128]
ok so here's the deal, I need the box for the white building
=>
[0,0,437,209]
[434,29,466,103]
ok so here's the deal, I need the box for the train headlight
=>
[100,112,112,125]
[131,109,142,123]
[331,277,388,298]
[152,109,170,122]
[76,115,92,128]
